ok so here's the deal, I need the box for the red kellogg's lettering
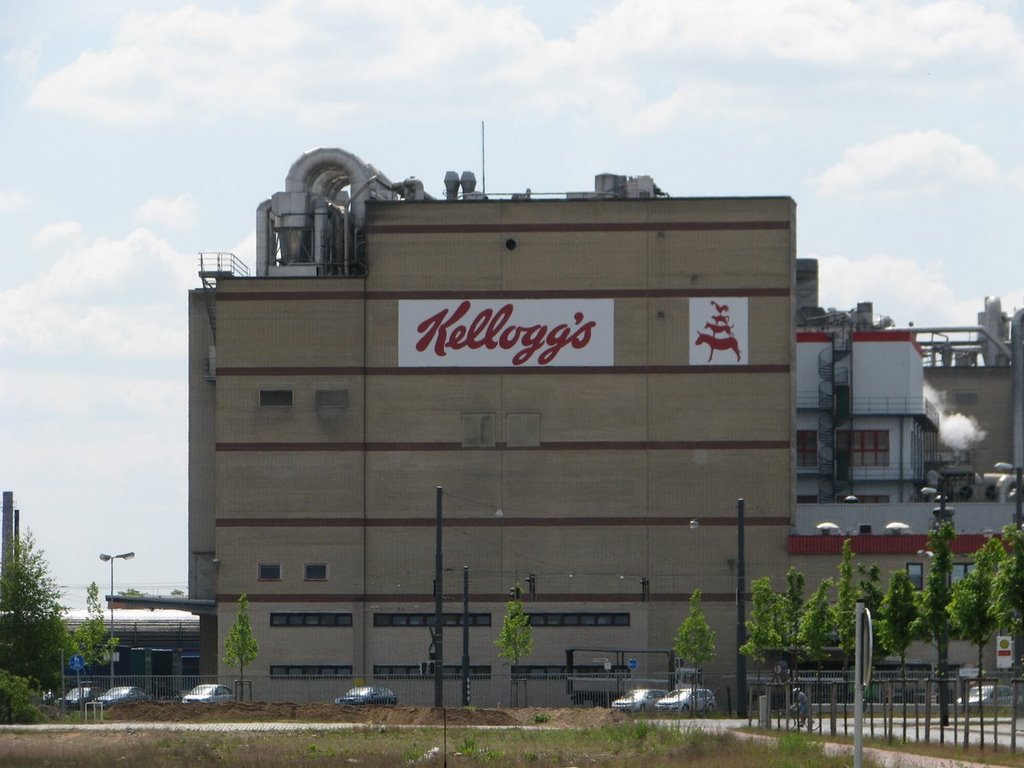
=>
[414,302,597,365]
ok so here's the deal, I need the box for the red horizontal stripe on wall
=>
[215,440,790,452]
[216,516,791,528]
[215,287,791,301]
[789,533,995,555]
[215,364,790,376]
[366,221,792,235]
[217,591,746,604]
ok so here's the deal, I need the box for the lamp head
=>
[99,554,112,562]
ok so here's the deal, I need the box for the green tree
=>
[495,592,534,706]
[223,594,259,686]
[0,531,67,691]
[832,539,857,669]
[0,670,43,724]
[994,525,1024,648]
[877,569,918,676]
[779,567,806,671]
[740,576,782,665]
[69,582,117,668]
[948,537,1005,677]
[799,578,834,669]
[913,520,955,723]
[857,560,887,655]
[674,589,716,668]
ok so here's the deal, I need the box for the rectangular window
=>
[259,389,293,407]
[259,563,281,581]
[304,563,327,581]
[906,563,924,590]
[837,430,890,467]
[374,664,491,676]
[270,613,352,627]
[507,413,541,448]
[952,563,973,584]
[315,389,349,410]
[796,430,818,468]
[526,612,630,627]
[462,413,496,448]
[269,664,352,677]
[373,612,492,627]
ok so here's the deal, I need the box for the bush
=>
[0,670,43,724]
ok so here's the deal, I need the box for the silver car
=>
[611,688,669,712]
[655,687,716,714]
[182,684,234,703]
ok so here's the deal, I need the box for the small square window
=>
[315,389,349,410]
[260,389,293,407]
[906,562,924,590]
[304,563,327,581]
[259,563,281,581]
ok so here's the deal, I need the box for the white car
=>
[182,684,234,703]
[655,687,716,714]
[611,688,669,712]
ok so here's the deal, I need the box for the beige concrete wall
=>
[201,195,797,683]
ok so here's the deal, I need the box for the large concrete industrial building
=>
[186,147,1023,701]
[188,147,796,695]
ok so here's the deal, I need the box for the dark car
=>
[334,685,397,706]
[57,686,97,708]
[95,686,152,707]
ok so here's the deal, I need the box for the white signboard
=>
[399,299,614,367]
[996,635,1014,669]
[689,297,749,366]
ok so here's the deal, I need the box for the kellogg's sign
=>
[398,299,614,367]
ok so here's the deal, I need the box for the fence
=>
[747,673,1024,754]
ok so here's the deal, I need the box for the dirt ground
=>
[98,701,626,728]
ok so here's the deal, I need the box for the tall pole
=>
[108,557,114,682]
[736,498,747,718]
[434,486,444,707]
[854,601,865,768]
[99,551,134,685]
[462,565,470,706]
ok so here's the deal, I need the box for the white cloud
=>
[813,251,985,327]
[0,190,29,212]
[812,130,999,197]
[0,228,197,357]
[32,220,83,249]
[137,194,198,230]
[4,34,45,81]
[24,1,1023,125]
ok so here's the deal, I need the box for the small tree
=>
[69,582,118,670]
[799,578,834,670]
[223,594,258,693]
[674,589,717,668]
[740,576,782,667]
[994,525,1024,652]
[878,569,918,676]
[0,531,68,691]
[832,540,857,667]
[495,592,533,706]
[779,567,806,673]
[913,520,955,723]
[948,537,1005,678]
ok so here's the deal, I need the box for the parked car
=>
[182,684,234,704]
[57,686,97,708]
[957,684,1016,710]
[611,688,669,712]
[655,687,716,714]
[334,686,398,706]
[95,686,152,707]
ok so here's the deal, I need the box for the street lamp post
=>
[736,498,747,719]
[99,551,134,684]
[921,486,954,727]
[434,487,444,708]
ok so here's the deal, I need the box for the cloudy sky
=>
[2,0,1023,609]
